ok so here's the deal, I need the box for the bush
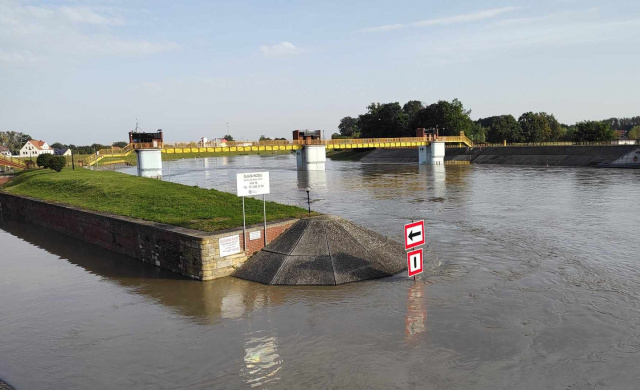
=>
[48,156,66,172]
[36,153,53,168]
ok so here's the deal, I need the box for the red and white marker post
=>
[404,220,425,280]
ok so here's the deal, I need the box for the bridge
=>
[85,133,473,170]
[0,133,472,171]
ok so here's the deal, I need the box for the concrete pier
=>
[296,145,326,171]
[136,149,162,179]
[418,141,445,165]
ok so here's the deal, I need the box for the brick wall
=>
[0,192,296,281]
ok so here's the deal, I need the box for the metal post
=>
[306,187,311,214]
[242,196,246,251]
[263,194,267,247]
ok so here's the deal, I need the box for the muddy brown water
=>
[1,155,640,389]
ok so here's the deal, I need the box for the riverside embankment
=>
[0,170,309,280]
[335,145,640,167]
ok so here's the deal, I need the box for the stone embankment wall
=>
[348,146,638,167]
[470,145,638,166]
[0,192,296,281]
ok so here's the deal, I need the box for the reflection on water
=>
[405,281,427,343]
[1,155,640,389]
[242,331,282,388]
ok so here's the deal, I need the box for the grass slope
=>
[1,169,310,232]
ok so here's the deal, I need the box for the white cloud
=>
[0,48,38,65]
[141,82,161,90]
[59,7,124,26]
[0,2,177,65]
[259,42,301,57]
[361,7,519,33]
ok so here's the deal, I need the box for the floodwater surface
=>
[1,155,640,389]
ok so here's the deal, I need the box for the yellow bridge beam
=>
[84,135,474,166]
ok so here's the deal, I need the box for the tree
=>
[19,133,32,145]
[470,122,486,143]
[36,154,53,168]
[223,134,234,141]
[338,116,361,138]
[540,113,564,141]
[50,142,66,150]
[412,99,474,137]
[479,115,523,143]
[358,103,408,138]
[403,100,424,133]
[574,121,616,142]
[628,126,640,140]
[518,112,555,143]
[112,141,128,148]
[0,131,32,154]
[48,156,66,172]
[259,135,272,141]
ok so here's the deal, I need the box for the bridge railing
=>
[164,140,296,148]
[475,140,638,147]
[85,143,136,166]
[437,135,473,147]
[303,137,434,146]
[0,155,27,169]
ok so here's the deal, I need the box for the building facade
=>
[20,140,54,158]
[0,146,11,157]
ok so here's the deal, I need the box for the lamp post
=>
[305,187,311,214]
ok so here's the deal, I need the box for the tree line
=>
[335,100,640,143]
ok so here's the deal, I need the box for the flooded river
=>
[1,155,640,389]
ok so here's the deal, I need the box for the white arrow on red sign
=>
[404,220,425,250]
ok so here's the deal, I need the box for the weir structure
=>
[80,128,473,170]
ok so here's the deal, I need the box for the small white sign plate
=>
[249,230,261,241]
[219,235,241,257]
[237,172,270,197]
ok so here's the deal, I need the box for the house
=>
[20,140,54,158]
[0,146,11,157]
[54,148,72,156]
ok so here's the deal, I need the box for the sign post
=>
[404,220,425,280]
[237,172,271,250]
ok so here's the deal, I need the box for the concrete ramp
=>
[233,215,407,285]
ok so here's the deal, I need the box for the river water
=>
[1,155,639,389]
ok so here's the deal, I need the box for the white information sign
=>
[237,172,270,197]
[219,235,241,257]
[249,230,261,241]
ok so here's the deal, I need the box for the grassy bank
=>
[1,169,311,232]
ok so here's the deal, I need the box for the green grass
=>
[1,169,312,232]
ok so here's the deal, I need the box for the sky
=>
[1,0,639,144]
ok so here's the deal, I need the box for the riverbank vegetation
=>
[334,100,638,144]
[1,170,310,232]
